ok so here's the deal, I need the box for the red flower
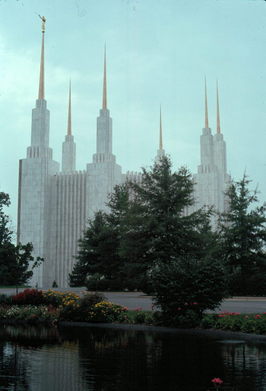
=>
[211,377,223,385]
[255,314,261,319]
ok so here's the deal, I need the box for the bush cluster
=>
[201,312,266,334]
[1,289,266,334]
[0,289,80,308]
[59,293,127,323]
[150,257,227,327]
[126,309,154,325]
[0,289,127,324]
[12,289,44,305]
[0,305,58,324]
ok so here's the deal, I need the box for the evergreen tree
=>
[218,175,266,295]
[127,156,215,265]
[0,192,41,285]
[70,156,217,291]
[108,183,151,290]
[118,156,217,290]
[69,211,121,288]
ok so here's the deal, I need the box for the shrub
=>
[133,311,147,324]
[0,305,59,324]
[59,299,80,321]
[87,301,127,323]
[0,294,13,306]
[79,292,106,308]
[201,313,266,334]
[150,257,227,327]
[11,289,81,308]
[59,292,105,321]
[12,289,44,305]
[43,290,80,308]
[59,295,127,323]
[43,290,64,307]
[200,314,216,329]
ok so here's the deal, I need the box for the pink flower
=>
[211,378,223,385]
[255,314,261,319]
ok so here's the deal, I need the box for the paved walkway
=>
[2,288,266,314]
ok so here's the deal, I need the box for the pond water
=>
[0,325,266,391]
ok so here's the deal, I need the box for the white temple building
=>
[17,23,230,287]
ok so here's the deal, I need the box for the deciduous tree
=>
[0,192,41,286]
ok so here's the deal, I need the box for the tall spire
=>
[67,80,72,136]
[216,80,221,134]
[38,15,46,100]
[102,45,107,110]
[204,77,209,128]
[159,105,163,150]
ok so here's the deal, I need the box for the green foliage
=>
[43,290,79,307]
[125,157,215,271]
[0,192,43,285]
[69,211,121,287]
[58,291,104,321]
[79,292,106,308]
[218,175,266,295]
[128,310,154,325]
[150,257,227,327]
[0,192,11,244]
[70,156,217,292]
[0,305,59,324]
[201,313,266,334]
[0,289,80,308]
[59,294,127,323]
[0,294,13,306]
[86,301,127,323]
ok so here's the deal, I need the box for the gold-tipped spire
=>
[204,77,209,128]
[102,45,107,109]
[67,80,72,136]
[159,106,163,150]
[38,16,46,100]
[216,80,221,134]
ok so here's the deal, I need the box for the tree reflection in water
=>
[0,326,266,390]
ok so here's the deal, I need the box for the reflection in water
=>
[0,325,265,390]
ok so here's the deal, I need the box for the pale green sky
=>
[0,0,266,230]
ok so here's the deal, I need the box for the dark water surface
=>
[0,325,266,391]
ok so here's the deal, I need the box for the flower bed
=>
[0,305,58,324]
[201,312,266,334]
[0,290,128,324]
[1,290,266,335]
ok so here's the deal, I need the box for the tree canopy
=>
[0,192,41,286]
[70,156,217,291]
[218,175,266,295]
